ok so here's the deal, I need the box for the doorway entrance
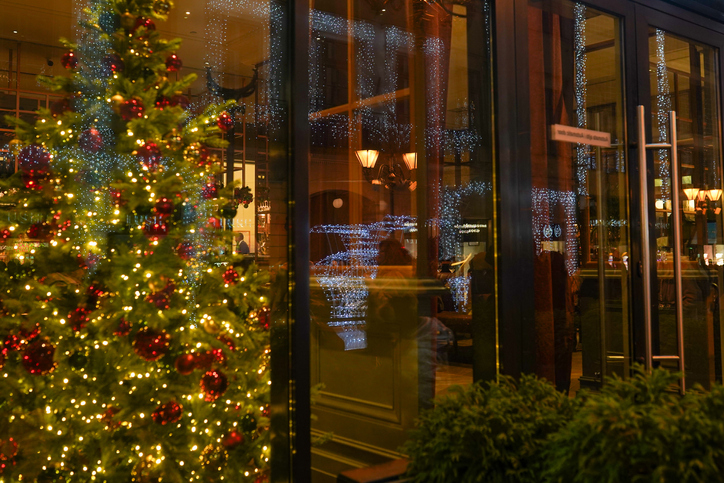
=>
[526,0,724,392]
[635,6,724,390]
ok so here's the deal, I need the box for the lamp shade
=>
[709,189,723,201]
[355,150,379,169]
[683,188,700,200]
[697,190,708,202]
[402,152,417,171]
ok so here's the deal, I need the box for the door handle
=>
[636,105,685,393]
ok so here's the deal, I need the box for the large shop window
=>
[307,0,496,479]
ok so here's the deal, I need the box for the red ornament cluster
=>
[216,111,234,132]
[144,219,168,241]
[200,369,228,401]
[119,98,144,121]
[61,51,78,69]
[18,145,51,190]
[133,327,170,361]
[223,267,239,285]
[137,142,162,171]
[68,307,90,331]
[21,338,56,375]
[152,401,183,425]
[165,53,182,71]
[79,127,103,153]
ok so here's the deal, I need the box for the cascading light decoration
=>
[0,1,271,482]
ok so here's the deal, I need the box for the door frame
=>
[493,0,724,381]
[633,3,724,382]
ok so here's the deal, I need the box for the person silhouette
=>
[236,233,250,255]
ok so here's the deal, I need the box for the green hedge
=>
[403,368,724,483]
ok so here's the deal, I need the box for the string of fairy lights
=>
[574,3,590,196]
[655,28,672,202]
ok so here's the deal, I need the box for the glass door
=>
[636,6,724,390]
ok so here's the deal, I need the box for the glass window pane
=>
[308,1,496,478]
[528,0,630,393]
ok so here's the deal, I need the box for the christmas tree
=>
[0,0,271,481]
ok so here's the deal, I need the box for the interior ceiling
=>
[0,0,268,79]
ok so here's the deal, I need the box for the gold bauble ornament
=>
[153,0,173,15]
[8,139,23,156]
[110,94,125,108]
[200,444,228,471]
[203,319,221,334]
[183,142,203,163]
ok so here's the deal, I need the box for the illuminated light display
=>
[311,215,416,351]
[574,3,590,196]
[655,28,672,201]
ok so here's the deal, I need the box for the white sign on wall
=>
[550,124,611,148]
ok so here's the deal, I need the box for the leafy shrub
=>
[402,375,579,483]
[543,367,724,483]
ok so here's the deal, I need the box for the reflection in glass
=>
[308,0,495,478]
[528,1,629,394]
[649,29,724,388]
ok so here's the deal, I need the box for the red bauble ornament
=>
[79,127,103,153]
[155,197,174,215]
[165,53,182,72]
[119,98,144,121]
[143,220,168,241]
[207,217,221,229]
[146,291,169,309]
[257,307,271,330]
[68,307,90,331]
[0,229,12,241]
[223,267,239,285]
[221,431,244,448]
[102,53,124,74]
[169,94,189,109]
[133,17,156,34]
[61,51,78,69]
[133,327,170,361]
[114,318,132,336]
[201,182,218,200]
[216,111,234,132]
[176,241,196,260]
[174,354,196,375]
[200,369,228,401]
[26,222,51,240]
[22,338,56,375]
[50,98,72,117]
[18,145,51,176]
[152,401,182,425]
[137,142,162,171]
[155,96,170,109]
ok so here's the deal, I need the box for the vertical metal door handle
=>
[637,105,653,370]
[668,111,685,393]
[637,106,685,393]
